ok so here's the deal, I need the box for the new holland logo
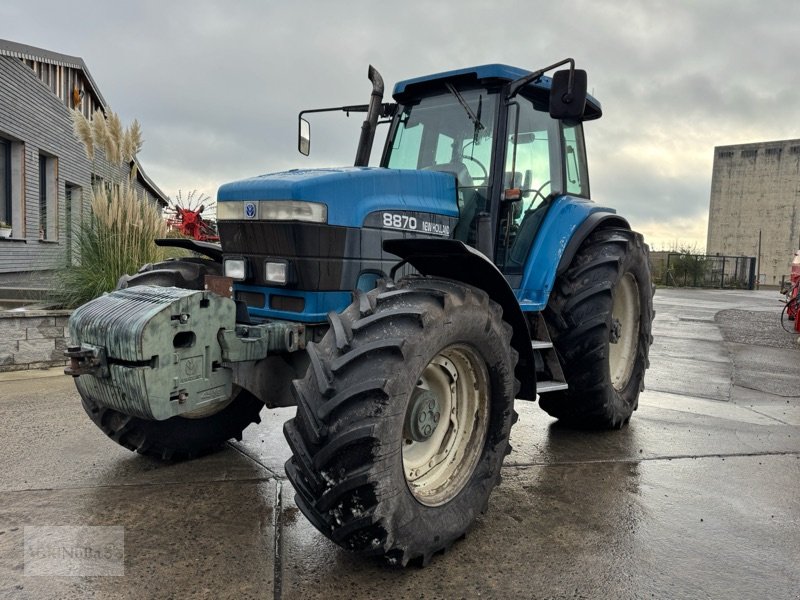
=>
[244,202,257,219]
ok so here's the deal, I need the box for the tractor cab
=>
[296,61,603,297]
[381,63,601,282]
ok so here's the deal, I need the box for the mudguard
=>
[516,197,629,311]
[154,237,222,262]
[384,238,536,400]
[555,211,630,274]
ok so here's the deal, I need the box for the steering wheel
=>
[461,155,488,183]
[527,180,551,207]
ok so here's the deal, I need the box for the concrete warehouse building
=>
[707,138,800,287]
[0,39,167,279]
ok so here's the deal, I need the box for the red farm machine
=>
[165,190,219,242]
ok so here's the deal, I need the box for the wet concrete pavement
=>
[1,288,798,599]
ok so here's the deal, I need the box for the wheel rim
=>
[402,344,489,507]
[609,273,641,391]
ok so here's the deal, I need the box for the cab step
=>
[536,380,569,393]
[529,313,567,396]
[530,340,553,350]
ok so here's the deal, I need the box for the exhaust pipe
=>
[354,65,384,167]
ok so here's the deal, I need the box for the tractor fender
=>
[516,199,630,311]
[556,211,629,275]
[154,237,222,262]
[383,238,536,400]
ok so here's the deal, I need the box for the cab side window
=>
[563,123,589,197]
[496,96,559,273]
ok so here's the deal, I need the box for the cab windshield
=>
[384,89,498,243]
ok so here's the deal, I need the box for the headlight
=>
[264,261,288,285]
[224,258,247,281]
[217,200,327,223]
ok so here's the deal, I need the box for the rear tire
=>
[283,277,518,566]
[540,228,654,429]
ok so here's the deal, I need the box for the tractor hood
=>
[217,167,459,228]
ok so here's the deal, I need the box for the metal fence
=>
[650,252,756,289]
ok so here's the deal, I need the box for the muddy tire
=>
[77,257,263,460]
[283,277,518,566]
[79,388,264,460]
[540,228,654,429]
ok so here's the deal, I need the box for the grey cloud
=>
[4,0,800,247]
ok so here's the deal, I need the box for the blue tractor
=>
[67,59,653,566]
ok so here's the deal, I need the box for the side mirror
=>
[298,118,311,156]
[549,69,587,121]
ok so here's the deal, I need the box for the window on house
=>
[0,138,10,227]
[39,154,58,241]
[65,183,82,266]
[0,136,23,237]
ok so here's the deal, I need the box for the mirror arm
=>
[299,103,395,118]
[297,102,396,156]
[507,57,575,99]
[299,105,367,120]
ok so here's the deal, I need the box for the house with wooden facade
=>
[0,38,167,282]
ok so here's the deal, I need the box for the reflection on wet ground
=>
[0,288,798,599]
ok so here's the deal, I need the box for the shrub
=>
[56,109,164,307]
[57,186,167,308]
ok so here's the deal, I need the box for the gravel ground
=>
[716,307,800,350]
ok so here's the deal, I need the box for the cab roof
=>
[393,63,602,120]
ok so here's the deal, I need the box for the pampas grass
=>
[72,111,94,161]
[57,185,167,307]
[91,108,108,151]
[106,111,123,164]
[128,119,143,157]
[71,108,142,171]
[60,109,165,307]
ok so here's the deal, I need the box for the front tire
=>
[80,388,264,460]
[283,277,518,566]
[77,258,264,460]
[540,228,654,429]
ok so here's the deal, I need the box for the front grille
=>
[236,291,265,309]
[270,295,305,313]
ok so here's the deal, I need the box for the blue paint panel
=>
[515,196,616,311]
[394,64,548,95]
[393,63,600,111]
[218,167,458,228]
[235,284,352,323]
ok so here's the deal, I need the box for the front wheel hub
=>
[402,345,490,507]
[405,389,441,442]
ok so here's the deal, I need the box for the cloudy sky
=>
[3,0,799,250]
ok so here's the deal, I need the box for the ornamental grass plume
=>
[71,110,94,161]
[60,110,167,307]
[106,111,123,164]
[128,119,143,156]
[57,185,167,308]
[91,108,108,150]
